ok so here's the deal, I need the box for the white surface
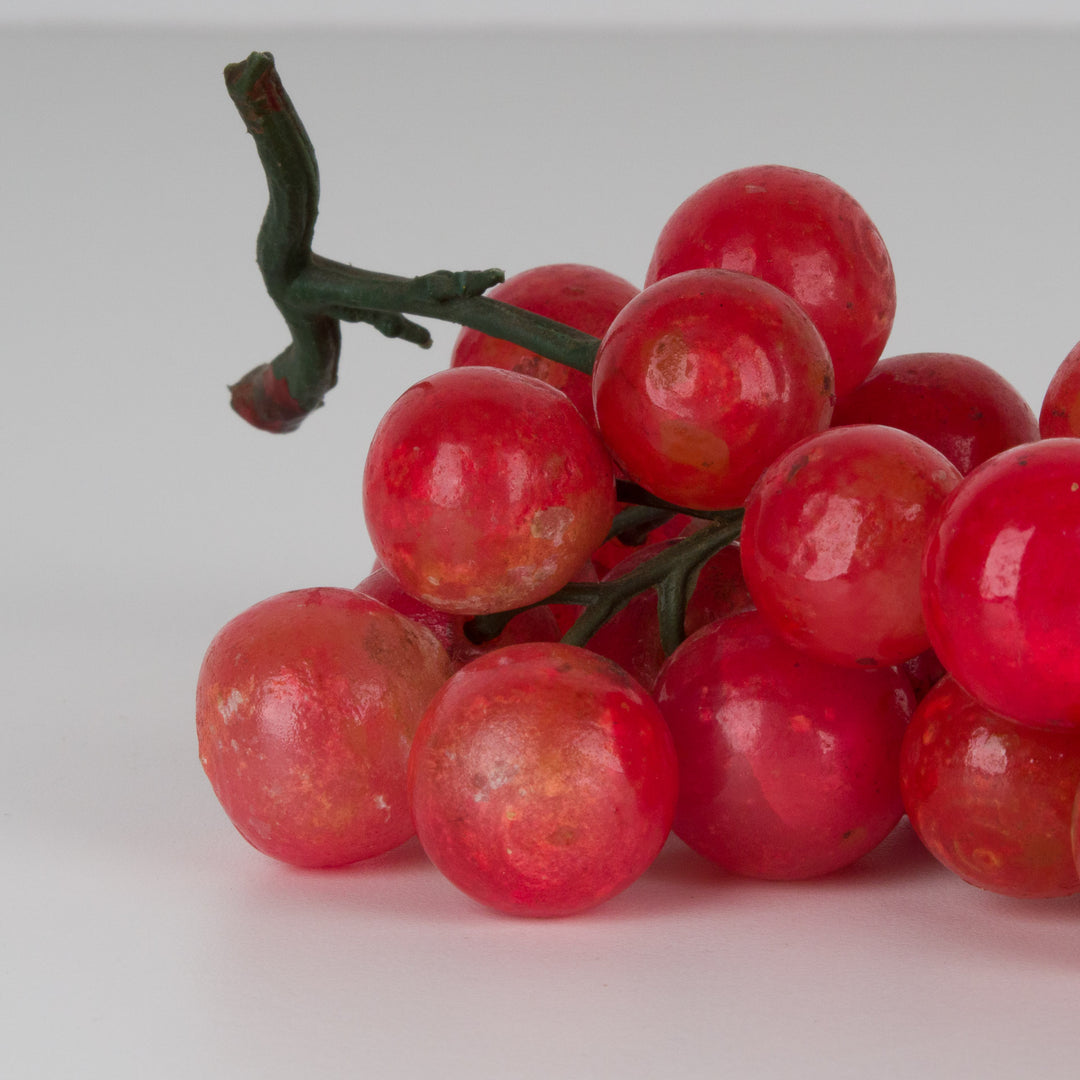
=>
[3,26,1079,1080]
[8,1,1080,28]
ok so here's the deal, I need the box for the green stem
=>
[224,52,339,431]
[289,260,599,374]
[224,51,599,431]
[614,479,743,523]
[465,511,744,652]
[606,504,676,546]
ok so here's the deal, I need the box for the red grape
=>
[408,643,678,917]
[363,366,616,615]
[654,610,913,880]
[740,424,962,667]
[450,262,638,429]
[645,165,895,396]
[900,675,1080,898]
[196,588,453,868]
[1039,340,1080,438]
[832,352,1038,475]
[922,438,1080,728]
[592,268,835,510]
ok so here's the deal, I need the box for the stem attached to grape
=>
[224,51,599,431]
[466,510,744,655]
[614,480,744,525]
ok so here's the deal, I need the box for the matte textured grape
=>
[409,643,678,917]
[196,588,453,868]
[901,675,1080,898]
[364,366,617,615]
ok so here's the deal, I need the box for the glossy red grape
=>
[922,438,1080,728]
[645,165,895,396]
[196,588,453,868]
[1039,340,1080,438]
[592,268,835,510]
[450,263,638,429]
[363,366,616,615]
[832,352,1038,475]
[740,424,962,667]
[356,564,560,669]
[654,610,913,880]
[900,675,1080,898]
[408,643,678,917]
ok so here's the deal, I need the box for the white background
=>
[7,0,1080,26]
[3,13,1080,1080]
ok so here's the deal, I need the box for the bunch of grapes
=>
[199,61,1080,917]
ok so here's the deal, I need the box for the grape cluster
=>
[197,163,1080,916]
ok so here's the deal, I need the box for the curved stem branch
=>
[465,511,744,651]
[614,479,744,522]
[224,52,600,431]
[290,259,599,374]
[224,51,340,431]
[562,513,744,649]
[605,504,676,546]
